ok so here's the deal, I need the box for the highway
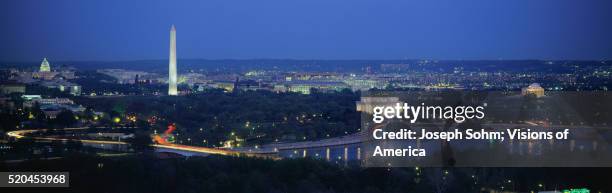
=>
[7,128,241,156]
[7,122,609,158]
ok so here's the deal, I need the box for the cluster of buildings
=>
[2,58,81,96]
[0,82,25,95]
[22,95,86,118]
[188,73,386,95]
[97,69,161,84]
[96,65,554,96]
[190,70,555,96]
[1,27,565,99]
[30,58,76,80]
[0,58,88,118]
[102,25,559,96]
[155,25,386,95]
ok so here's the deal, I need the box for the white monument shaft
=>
[168,25,178,95]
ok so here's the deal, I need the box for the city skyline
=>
[1,1,611,192]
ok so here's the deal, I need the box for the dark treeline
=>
[73,71,166,95]
[74,90,361,147]
[1,154,610,193]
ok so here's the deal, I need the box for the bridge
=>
[7,122,610,161]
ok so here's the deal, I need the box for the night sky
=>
[1,0,611,61]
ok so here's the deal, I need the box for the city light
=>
[1,2,610,192]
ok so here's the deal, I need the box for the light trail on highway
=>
[7,122,605,159]
[7,128,243,156]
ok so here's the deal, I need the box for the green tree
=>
[128,129,153,154]
[54,110,77,128]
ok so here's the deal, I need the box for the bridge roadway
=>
[7,123,609,157]
[232,122,610,152]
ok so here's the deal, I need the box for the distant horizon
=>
[2,57,610,65]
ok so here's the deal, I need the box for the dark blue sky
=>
[1,0,611,61]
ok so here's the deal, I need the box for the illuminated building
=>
[214,81,235,92]
[0,82,25,94]
[23,97,75,108]
[21,95,42,100]
[39,80,82,96]
[235,80,264,91]
[39,57,51,72]
[32,58,59,80]
[356,97,400,114]
[280,81,348,94]
[168,24,178,96]
[22,97,85,118]
[97,69,155,84]
[273,84,287,93]
[522,83,545,97]
[343,78,388,91]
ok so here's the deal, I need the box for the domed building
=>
[522,83,545,97]
[39,57,51,72]
[32,57,58,80]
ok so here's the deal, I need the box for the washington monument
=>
[168,24,178,95]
